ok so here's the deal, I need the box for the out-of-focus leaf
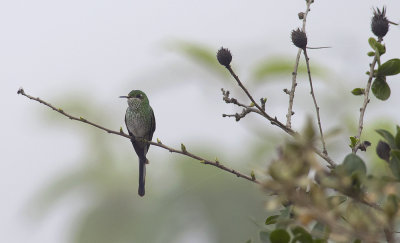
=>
[371,76,390,100]
[311,222,329,240]
[270,229,290,243]
[314,240,328,243]
[377,58,400,76]
[169,41,225,75]
[376,140,391,162]
[351,88,364,96]
[327,196,347,208]
[395,125,400,149]
[338,154,367,176]
[291,226,313,243]
[265,215,280,225]
[384,194,399,218]
[376,129,396,148]
[390,149,400,180]
[252,57,325,82]
[260,231,271,243]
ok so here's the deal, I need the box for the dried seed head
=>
[376,140,391,162]
[291,28,307,49]
[371,7,389,38]
[217,47,232,67]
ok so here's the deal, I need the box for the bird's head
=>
[120,90,149,108]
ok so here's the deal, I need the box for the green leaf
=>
[270,229,290,243]
[375,42,386,55]
[169,41,226,76]
[260,231,271,243]
[371,76,390,100]
[368,38,385,65]
[367,51,375,57]
[246,240,252,243]
[291,226,313,243]
[313,240,327,243]
[368,37,378,50]
[376,129,396,148]
[349,136,358,149]
[265,215,280,225]
[390,149,400,180]
[378,59,400,76]
[253,59,303,82]
[353,240,361,243]
[351,88,364,96]
[395,126,400,149]
[252,57,325,82]
[340,154,367,176]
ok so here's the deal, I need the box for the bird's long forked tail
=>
[138,157,146,197]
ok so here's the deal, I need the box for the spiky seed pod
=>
[371,7,389,38]
[376,140,391,162]
[216,47,232,67]
[291,28,307,49]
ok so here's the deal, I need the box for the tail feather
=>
[138,157,146,197]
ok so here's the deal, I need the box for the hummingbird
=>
[120,90,156,197]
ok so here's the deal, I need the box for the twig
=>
[303,49,328,155]
[353,40,381,153]
[17,88,259,184]
[286,0,313,128]
[221,85,336,168]
[225,65,295,135]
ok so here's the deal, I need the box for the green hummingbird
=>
[120,90,156,197]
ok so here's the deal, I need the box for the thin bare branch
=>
[221,69,336,168]
[303,49,328,155]
[17,88,259,184]
[286,0,313,128]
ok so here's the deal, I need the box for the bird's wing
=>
[146,108,156,152]
[150,108,156,140]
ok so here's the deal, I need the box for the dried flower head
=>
[217,47,232,67]
[371,7,389,38]
[291,28,307,49]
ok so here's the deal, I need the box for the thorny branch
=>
[221,66,336,168]
[286,0,313,128]
[17,88,259,184]
[353,39,382,154]
[303,49,328,155]
[225,65,295,135]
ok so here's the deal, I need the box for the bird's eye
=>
[136,94,142,99]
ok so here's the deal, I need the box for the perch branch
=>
[17,88,259,184]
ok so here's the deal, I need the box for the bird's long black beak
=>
[119,96,128,98]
